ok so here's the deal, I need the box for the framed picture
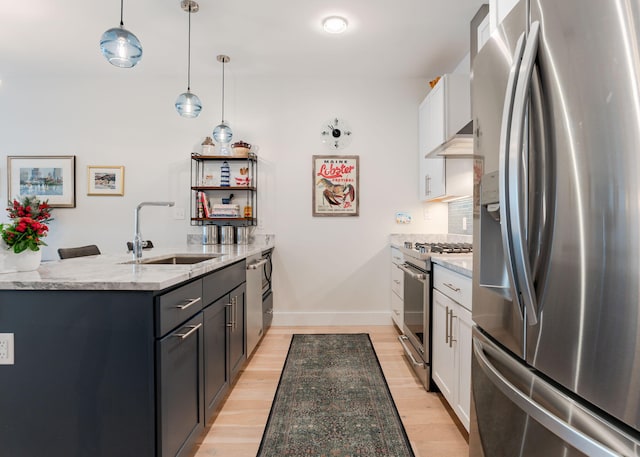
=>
[7,155,76,208]
[87,166,125,196]
[312,155,359,217]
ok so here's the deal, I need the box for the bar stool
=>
[57,245,101,259]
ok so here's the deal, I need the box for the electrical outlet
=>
[0,333,14,365]
[462,217,467,231]
[173,207,185,220]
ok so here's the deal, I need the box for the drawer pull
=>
[173,323,202,340]
[443,282,461,293]
[175,297,201,310]
[248,259,268,270]
[393,279,401,284]
[398,335,424,367]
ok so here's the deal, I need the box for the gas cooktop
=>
[413,242,472,254]
[399,241,473,271]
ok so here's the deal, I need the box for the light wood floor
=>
[192,325,469,457]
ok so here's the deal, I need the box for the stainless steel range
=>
[397,242,472,390]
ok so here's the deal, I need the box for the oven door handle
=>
[398,263,427,281]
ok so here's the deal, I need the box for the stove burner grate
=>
[414,242,473,254]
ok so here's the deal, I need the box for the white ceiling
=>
[0,0,485,80]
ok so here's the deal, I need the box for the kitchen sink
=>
[124,254,221,265]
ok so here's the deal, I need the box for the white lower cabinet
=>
[390,247,404,330]
[432,265,473,431]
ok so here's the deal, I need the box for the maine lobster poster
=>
[312,155,359,217]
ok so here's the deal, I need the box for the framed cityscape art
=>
[7,155,76,208]
[312,155,359,217]
[87,165,125,196]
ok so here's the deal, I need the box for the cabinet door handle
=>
[445,306,450,344]
[449,311,457,348]
[225,301,234,327]
[175,297,201,310]
[173,323,202,340]
[443,282,461,293]
[231,296,238,330]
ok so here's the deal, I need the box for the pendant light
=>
[175,0,202,118]
[212,55,233,145]
[99,0,143,68]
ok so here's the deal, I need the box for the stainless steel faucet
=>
[133,201,175,262]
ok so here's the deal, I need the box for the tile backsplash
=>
[448,197,473,236]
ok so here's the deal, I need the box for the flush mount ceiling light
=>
[175,0,202,118]
[212,55,233,145]
[322,16,348,34]
[99,0,143,68]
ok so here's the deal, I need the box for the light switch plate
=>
[0,333,14,365]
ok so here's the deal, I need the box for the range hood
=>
[425,121,476,158]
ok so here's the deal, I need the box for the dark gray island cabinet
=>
[0,259,247,457]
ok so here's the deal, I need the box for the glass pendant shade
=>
[175,91,202,118]
[213,122,233,144]
[175,1,201,118]
[100,26,143,68]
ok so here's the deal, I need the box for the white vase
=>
[12,248,42,272]
[0,240,16,273]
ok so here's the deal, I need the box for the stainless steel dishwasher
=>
[246,253,268,356]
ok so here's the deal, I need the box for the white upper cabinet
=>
[490,0,520,33]
[418,73,471,201]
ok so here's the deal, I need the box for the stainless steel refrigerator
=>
[470,0,640,455]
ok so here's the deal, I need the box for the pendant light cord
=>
[120,0,124,26]
[221,59,225,121]
[187,5,192,91]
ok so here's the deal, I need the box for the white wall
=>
[0,72,443,325]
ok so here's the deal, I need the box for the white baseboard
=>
[272,311,393,326]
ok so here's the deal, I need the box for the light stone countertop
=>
[431,255,473,278]
[390,240,473,277]
[0,243,274,291]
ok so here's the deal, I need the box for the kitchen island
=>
[0,243,271,290]
[0,242,273,457]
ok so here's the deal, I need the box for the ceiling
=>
[0,0,486,80]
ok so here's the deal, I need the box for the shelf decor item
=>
[7,155,76,208]
[99,0,143,68]
[175,0,202,118]
[201,136,215,155]
[87,165,125,196]
[220,161,230,187]
[0,196,54,272]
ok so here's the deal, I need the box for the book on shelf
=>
[199,191,210,218]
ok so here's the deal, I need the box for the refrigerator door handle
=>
[507,20,541,326]
[473,335,623,457]
[498,31,527,316]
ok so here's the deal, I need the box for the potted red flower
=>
[0,197,53,272]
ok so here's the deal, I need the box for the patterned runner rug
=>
[257,333,415,457]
